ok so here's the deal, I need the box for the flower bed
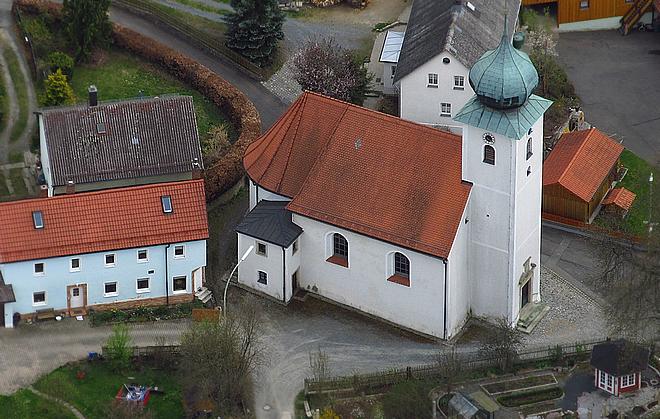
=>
[496,386,563,408]
[88,301,202,326]
[14,0,262,202]
[482,374,556,395]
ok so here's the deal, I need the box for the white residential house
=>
[378,30,404,95]
[394,0,521,129]
[236,20,551,340]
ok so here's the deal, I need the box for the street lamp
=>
[223,245,254,317]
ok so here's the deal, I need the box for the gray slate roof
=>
[393,0,521,83]
[591,339,650,376]
[235,200,303,248]
[40,95,203,187]
[0,272,15,304]
[453,94,552,139]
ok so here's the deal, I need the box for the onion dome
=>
[468,18,539,110]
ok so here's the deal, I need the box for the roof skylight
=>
[32,211,44,229]
[161,195,173,213]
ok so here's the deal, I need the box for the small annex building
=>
[0,180,209,328]
[37,92,204,197]
[590,339,650,396]
[237,17,552,340]
[542,128,625,224]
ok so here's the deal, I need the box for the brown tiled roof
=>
[0,180,208,263]
[543,128,624,202]
[603,187,636,211]
[40,95,203,187]
[244,92,471,259]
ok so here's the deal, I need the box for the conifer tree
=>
[63,0,112,62]
[44,69,76,106]
[225,0,285,67]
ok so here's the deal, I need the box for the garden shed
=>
[590,339,650,396]
[542,128,624,224]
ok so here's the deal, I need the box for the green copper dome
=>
[469,19,539,110]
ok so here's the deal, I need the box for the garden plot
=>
[482,373,557,395]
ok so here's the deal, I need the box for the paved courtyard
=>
[557,30,660,166]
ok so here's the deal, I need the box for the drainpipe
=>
[165,244,171,305]
[443,259,448,340]
[282,247,286,303]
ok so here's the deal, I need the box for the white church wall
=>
[285,238,301,302]
[293,214,448,339]
[446,203,472,338]
[249,180,290,210]
[399,52,472,129]
[237,233,286,302]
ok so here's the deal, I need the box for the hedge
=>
[14,0,262,202]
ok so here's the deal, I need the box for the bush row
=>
[14,0,262,202]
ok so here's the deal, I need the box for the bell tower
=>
[453,17,552,326]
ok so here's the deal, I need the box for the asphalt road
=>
[557,30,660,166]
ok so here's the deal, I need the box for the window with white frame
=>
[173,276,187,293]
[105,253,116,267]
[621,374,635,387]
[137,249,149,263]
[33,291,46,306]
[394,252,410,278]
[104,282,118,297]
[257,270,268,285]
[136,277,150,293]
[174,245,185,259]
[427,73,439,87]
[453,75,465,90]
[34,262,45,275]
[70,258,81,272]
[440,102,452,117]
[256,241,267,256]
[580,0,589,9]
[599,370,606,388]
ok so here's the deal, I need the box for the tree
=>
[527,27,558,97]
[43,69,76,106]
[225,0,284,67]
[62,0,112,62]
[436,346,465,393]
[478,318,523,372]
[588,216,659,339]
[105,324,133,371]
[179,302,265,415]
[47,51,74,79]
[308,347,331,382]
[293,38,372,105]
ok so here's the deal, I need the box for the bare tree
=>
[179,302,265,415]
[308,347,332,382]
[588,215,660,340]
[436,346,465,393]
[479,318,523,372]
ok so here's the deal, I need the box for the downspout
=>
[282,247,286,303]
[443,258,448,340]
[255,182,259,206]
[165,244,171,305]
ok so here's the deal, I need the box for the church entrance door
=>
[521,281,530,308]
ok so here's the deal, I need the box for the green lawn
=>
[1,41,30,143]
[0,389,77,419]
[8,168,28,197]
[34,361,184,418]
[612,150,657,236]
[0,172,9,197]
[172,0,230,15]
[68,49,230,140]
[0,61,8,133]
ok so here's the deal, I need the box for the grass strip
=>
[0,389,77,419]
[172,0,230,15]
[1,43,29,143]
[0,62,8,133]
[8,168,28,196]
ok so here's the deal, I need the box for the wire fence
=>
[111,0,268,80]
[304,338,608,395]
[101,344,181,358]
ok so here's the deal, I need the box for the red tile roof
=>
[543,128,624,202]
[602,187,636,211]
[244,92,471,259]
[0,180,208,263]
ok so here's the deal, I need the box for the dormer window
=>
[161,195,173,213]
[32,211,44,229]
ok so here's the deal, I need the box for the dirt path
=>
[28,386,87,419]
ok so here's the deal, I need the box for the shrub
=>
[319,407,340,419]
[382,380,433,419]
[520,7,541,31]
[43,69,75,106]
[105,324,133,371]
[47,51,74,78]
[202,125,232,166]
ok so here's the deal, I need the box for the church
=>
[235,22,552,339]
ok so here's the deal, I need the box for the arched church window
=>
[483,145,495,165]
[333,233,348,261]
[526,138,533,160]
[394,252,410,278]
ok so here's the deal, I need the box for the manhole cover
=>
[263,405,272,411]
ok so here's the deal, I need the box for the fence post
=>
[406,366,412,380]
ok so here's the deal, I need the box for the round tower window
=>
[483,133,495,144]
[443,57,450,64]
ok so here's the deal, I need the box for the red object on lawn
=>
[115,384,152,406]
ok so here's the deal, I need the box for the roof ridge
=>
[275,92,309,191]
[38,94,192,114]
[0,179,204,209]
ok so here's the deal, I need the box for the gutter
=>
[165,244,171,305]
[282,247,286,303]
[443,258,448,340]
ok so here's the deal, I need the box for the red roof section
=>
[244,92,471,259]
[543,128,624,202]
[603,187,636,211]
[0,180,208,263]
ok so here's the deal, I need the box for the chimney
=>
[66,180,75,194]
[39,184,48,198]
[192,158,202,179]
[88,85,98,107]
